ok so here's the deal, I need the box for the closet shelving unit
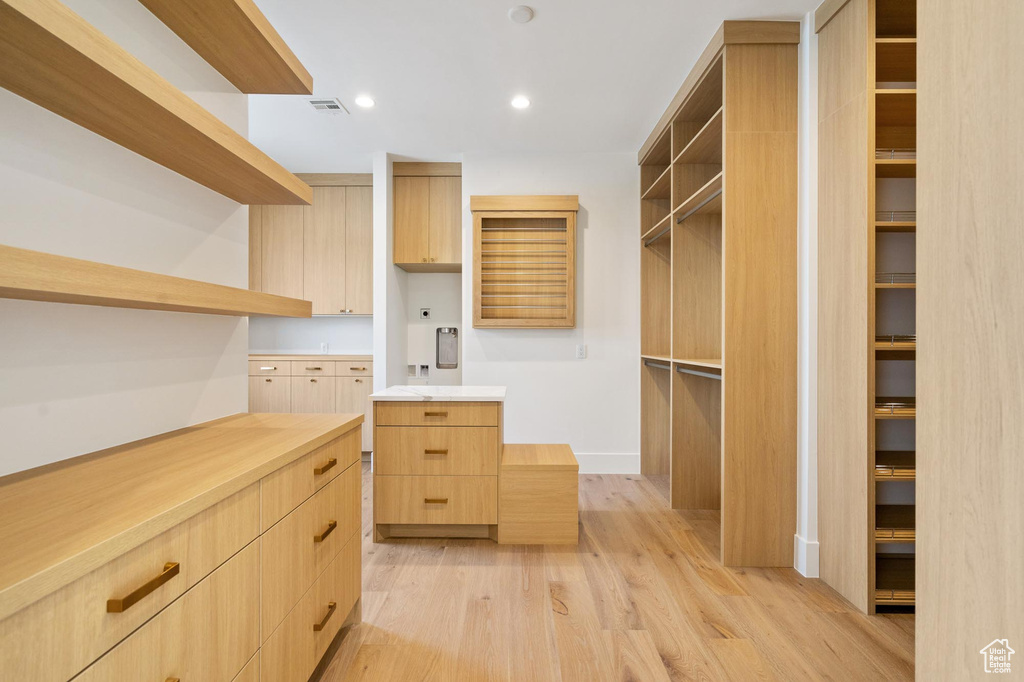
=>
[638,20,799,567]
[817,0,917,613]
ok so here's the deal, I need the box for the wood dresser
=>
[371,387,505,541]
[0,413,363,682]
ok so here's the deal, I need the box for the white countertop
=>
[370,385,506,402]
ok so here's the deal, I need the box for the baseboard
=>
[794,533,820,577]
[574,453,639,475]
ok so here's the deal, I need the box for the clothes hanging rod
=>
[676,187,724,225]
[675,365,722,380]
[643,359,671,371]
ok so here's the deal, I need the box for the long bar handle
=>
[260,366,276,371]
[107,562,180,613]
[314,520,337,543]
[423,411,448,417]
[424,449,449,455]
[424,498,449,504]
[313,601,337,631]
[305,366,323,371]
[314,458,337,475]
[349,367,367,371]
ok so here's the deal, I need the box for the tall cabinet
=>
[816,0,917,614]
[637,21,799,567]
[250,174,373,315]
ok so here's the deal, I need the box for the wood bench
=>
[498,444,579,545]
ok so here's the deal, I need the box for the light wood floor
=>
[316,465,914,681]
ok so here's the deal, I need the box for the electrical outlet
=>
[320,342,329,354]
[575,344,587,359]
[420,308,431,319]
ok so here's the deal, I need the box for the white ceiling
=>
[250,0,816,171]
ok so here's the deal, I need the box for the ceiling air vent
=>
[308,98,349,114]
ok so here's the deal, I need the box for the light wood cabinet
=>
[393,165,462,272]
[248,376,290,413]
[291,376,336,413]
[337,377,372,451]
[250,177,373,315]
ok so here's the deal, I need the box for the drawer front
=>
[336,360,373,377]
[375,475,497,525]
[74,540,260,682]
[375,426,498,476]
[261,428,360,531]
[375,401,499,427]
[248,375,291,413]
[291,376,337,413]
[249,360,285,376]
[262,534,360,682]
[0,485,258,682]
[261,462,360,639]
[291,360,336,377]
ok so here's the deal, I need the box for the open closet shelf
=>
[672,108,723,165]
[875,90,917,128]
[876,554,915,605]
[875,505,916,542]
[137,0,313,94]
[674,358,722,369]
[875,451,916,480]
[641,354,672,364]
[876,222,916,232]
[642,213,673,243]
[674,172,723,218]
[876,39,917,83]
[642,166,672,201]
[0,0,312,205]
[0,244,311,317]
[875,159,917,178]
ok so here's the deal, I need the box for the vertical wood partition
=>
[637,20,799,567]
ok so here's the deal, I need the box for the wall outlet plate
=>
[576,344,587,359]
[420,308,431,319]
[320,342,329,353]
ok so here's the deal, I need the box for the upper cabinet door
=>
[429,176,462,266]
[393,176,430,265]
[260,205,304,299]
[345,186,373,315]
[304,187,347,315]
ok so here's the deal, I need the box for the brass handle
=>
[306,366,323,371]
[107,562,180,613]
[424,498,449,504]
[166,678,180,682]
[424,411,448,417]
[310,378,317,383]
[313,601,337,631]
[424,449,448,455]
[265,378,272,382]
[314,458,337,475]
[350,367,366,371]
[314,520,337,543]
[260,366,276,371]
[422,257,427,263]
[431,257,436,262]
[355,379,362,383]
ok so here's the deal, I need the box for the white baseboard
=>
[574,453,639,475]
[794,534,820,577]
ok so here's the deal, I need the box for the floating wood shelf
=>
[876,159,917,178]
[137,0,313,94]
[876,221,916,232]
[875,451,915,479]
[0,0,312,205]
[673,108,723,165]
[674,358,722,369]
[674,172,724,218]
[0,244,311,317]
[875,505,915,542]
[641,213,673,243]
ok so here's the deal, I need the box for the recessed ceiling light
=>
[508,5,535,23]
[511,95,531,109]
[354,95,375,108]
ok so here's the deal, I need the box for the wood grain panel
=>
[671,370,721,510]
[291,377,337,414]
[248,375,291,413]
[374,476,497,525]
[374,401,498,427]
[393,162,462,177]
[640,361,671,476]
[641,235,672,357]
[816,0,871,613]
[304,187,347,315]
[918,0,1024,676]
[0,0,311,204]
[673,213,722,360]
[260,205,304,300]
[374,426,498,476]
[429,176,462,266]
[393,176,430,265]
[336,377,372,452]
[248,207,262,292]
[499,468,578,545]
[345,186,374,314]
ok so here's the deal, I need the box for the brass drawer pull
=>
[313,601,337,631]
[314,458,337,475]
[424,449,448,455]
[310,378,317,383]
[166,678,180,682]
[107,562,180,613]
[265,378,272,382]
[260,366,276,371]
[355,379,363,383]
[423,411,448,417]
[424,498,449,504]
[306,366,323,371]
[314,520,337,543]
[350,366,366,371]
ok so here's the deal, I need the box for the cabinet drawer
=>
[375,402,499,427]
[291,360,335,376]
[375,427,498,476]
[74,540,260,682]
[248,375,291,413]
[336,361,373,377]
[249,360,285,376]
[261,461,360,639]
[261,428,360,531]
[0,485,258,682]
[292,376,336,413]
[262,533,360,682]
[374,475,497,525]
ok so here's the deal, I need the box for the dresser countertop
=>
[370,385,506,402]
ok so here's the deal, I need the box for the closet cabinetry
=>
[250,175,373,315]
[637,20,799,567]
[393,163,462,272]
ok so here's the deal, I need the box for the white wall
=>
[405,273,462,385]
[249,317,373,355]
[0,0,249,476]
[795,12,820,577]
[460,153,640,473]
